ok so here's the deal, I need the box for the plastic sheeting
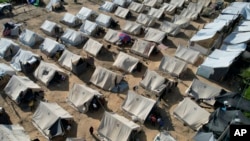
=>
[115,6,130,19]
[83,38,103,56]
[58,49,82,71]
[122,21,142,35]
[0,63,16,77]
[95,13,112,28]
[220,43,247,52]
[136,13,155,27]
[40,20,57,36]
[131,39,155,58]
[39,38,65,57]
[113,52,139,73]
[143,0,158,7]
[79,20,98,36]
[19,29,44,47]
[224,32,250,44]
[60,28,87,46]
[190,29,218,42]
[0,124,30,141]
[76,7,94,20]
[144,28,165,43]
[61,13,81,27]
[128,1,144,13]
[104,29,120,43]
[175,45,200,64]
[160,3,177,15]
[172,15,190,28]
[99,1,117,12]
[159,21,181,36]
[0,38,20,59]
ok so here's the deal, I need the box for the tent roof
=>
[98,112,140,141]
[122,21,142,35]
[136,13,155,27]
[159,55,187,77]
[0,63,16,76]
[61,13,79,25]
[130,39,156,58]
[190,29,218,42]
[113,0,131,7]
[66,138,86,141]
[222,2,250,20]
[159,21,180,36]
[99,1,117,12]
[224,32,250,44]
[83,38,103,56]
[193,132,216,141]
[95,13,112,28]
[90,66,123,91]
[19,29,43,47]
[0,38,20,59]
[153,131,176,141]
[161,3,177,14]
[4,75,41,102]
[34,61,65,86]
[172,15,190,28]
[58,49,82,71]
[39,38,65,56]
[40,20,57,34]
[147,8,164,19]
[144,28,165,43]
[115,6,130,18]
[104,29,120,43]
[113,52,139,73]
[128,1,144,13]
[170,0,185,8]
[122,90,156,123]
[79,20,98,36]
[0,124,30,141]
[220,43,247,52]
[76,7,94,20]
[60,28,86,46]
[143,0,158,7]
[173,98,210,130]
[175,45,200,64]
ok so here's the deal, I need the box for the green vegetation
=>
[241,67,250,118]
[0,0,10,3]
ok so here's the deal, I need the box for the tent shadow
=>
[185,24,198,31]
[51,120,77,141]
[86,107,105,120]
[47,77,69,91]
[134,130,147,141]
[131,63,147,78]
[175,32,190,40]
[96,48,116,62]
[78,67,95,83]
[161,38,177,48]
[127,14,137,21]
[180,67,198,81]
[149,50,163,62]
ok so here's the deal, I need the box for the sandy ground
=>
[0,0,236,141]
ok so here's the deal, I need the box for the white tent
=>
[204,20,227,32]
[159,21,181,36]
[95,13,112,28]
[186,79,222,106]
[175,45,200,64]
[19,29,44,47]
[32,101,73,139]
[122,90,156,123]
[122,21,142,35]
[143,0,160,7]
[224,32,250,45]
[104,29,120,44]
[140,69,166,95]
[180,2,203,20]
[128,1,144,13]
[113,0,131,7]
[144,28,166,43]
[60,28,88,46]
[39,38,65,57]
[113,52,140,73]
[136,13,156,27]
[67,83,102,113]
[46,0,62,11]
[99,1,117,12]
[130,39,156,58]
[34,61,66,86]
[190,29,218,42]
[193,132,216,141]
[4,75,41,103]
[76,7,95,20]
[172,15,190,28]
[0,124,30,141]
[153,131,176,141]
[90,66,123,91]
[0,38,20,59]
[160,3,177,15]
[10,49,40,71]
[159,55,187,77]
[0,63,16,77]
[115,6,130,19]
[220,43,247,52]
[173,98,210,131]
[213,14,238,25]
[98,112,141,141]
[66,138,86,141]
[83,38,103,57]
[79,20,99,36]
[40,20,61,36]
[147,8,164,19]
[60,13,82,27]
[170,0,185,8]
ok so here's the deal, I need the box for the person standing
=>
[89,126,94,135]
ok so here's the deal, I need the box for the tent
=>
[122,90,156,123]
[40,20,62,36]
[140,69,166,96]
[128,1,145,13]
[169,0,185,8]
[34,61,66,86]
[10,49,40,72]
[203,20,227,32]
[113,0,132,7]
[0,38,20,59]
[46,0,63,11]
[66,138,86,141]
[159,55,187,77]
[99,1,117,12]
[0,63,16,88]
[213,14,238,26]
[136,13,156,27]
[147,8,164,19]
[159,21,181,36]
[0,124,30,141]
[32,101,73,139]
[90,66,123,91]
[143,0,160,7]
[113,52,140,73]
[60,28,88,46]
[175,45,200,64]
[60,13,82,27]
[196,49,241,81]
[224,32,250,45]
[19,29,44,47]
[222,2,250,20]
[193,132,216,141]
[172,15,190,28]
[173,98,210,131]
[98,112,141,141]
[144,28,166,43]
[115,6,131,19]
[82,38,103,57]
[130,39,156,58]
[122,21,142,35]
[104,29,120,44]
[153,131,176,141]
[39,38,65,58]
[3,22,22,37]
[160,3,177,15]
[95,13,113,28]
[4,75,41,104]
[179,2,203,20]
[186,79,222,106]
[67,83,102,113]
[76,7,96,21]
[220,43,247,52]
[58,49,87,75]
[79,20,99,36]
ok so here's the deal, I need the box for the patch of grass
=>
[244,87,250,100]
[0,0,10,3]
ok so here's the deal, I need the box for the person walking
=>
[89,126,94,135]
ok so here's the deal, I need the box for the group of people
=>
[148,114,165,129]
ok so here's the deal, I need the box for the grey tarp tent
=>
[143,0,160,7]
[104,29,120,44]
[82,38,103,57]
[19,29,44,47]
[95,13,113,28]
[99,1,117,12]
[32,101,73,139]
[160,3,177,15]
[186,79,222,106]
[153,131,176,141]
[76,7,96,21]
[193,132,216,141]
[79,20,99,36]
[58,49,87,75]
[34,61,66,86]
[46,0,62,11]
[0,124,30,141]
[90,66,123,91]
[40,20,61,36]
[144,28,166,43]
[170,0,185,8]
[220,43,247,52]
[0,38,20,59]
[173,98,210,131]
[98,112,141,141]
[131,39,156,58]
[180,2,203,20]
[175,45,200,64]
[128,1,144,13]
[0,63,16,89]
[222,2,250,20]
[4,75,41,104]
[224,32,250,45]
[136,13,156,27]
[66,138,86,141]
[39,37,65,57]
[113,52,140,73]
[60,28,88,46]
[159,21,181,36]
[60,13,82,27]
[113,0,132,7]
[122,90,156,123]
[172,15,190,28]
[115,6,130,19]
[122,21,142,35]
[159,55,187,77]
[67,83,102,113]
[147,8,164,19]
[140,69,166,96]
